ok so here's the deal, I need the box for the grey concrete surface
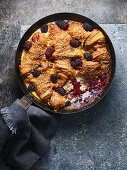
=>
[0,0,127,170]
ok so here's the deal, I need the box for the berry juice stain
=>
[65,73,109,109]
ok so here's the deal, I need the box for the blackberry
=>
[83,52,93,61]
[24,41,32,51]
[52,86,57,90]
[32,70,40,77]
[56,20,69,30]
[83,23,93,31]
[27,83,35,92]
[51,73,57,83]
[45,46,55,59]
[71,58,82,69]
[55,87,66,96]
[70,39,81,48]
[41,24,48,33]
[65,100,71,107]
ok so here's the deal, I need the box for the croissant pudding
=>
[19,20,111,111]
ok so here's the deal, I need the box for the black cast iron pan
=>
[15,12,116,114]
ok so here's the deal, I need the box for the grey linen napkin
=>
[0,99,61,170]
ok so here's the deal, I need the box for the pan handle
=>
[20,95,32,110]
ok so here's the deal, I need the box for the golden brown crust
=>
[57,73,69,87]
[68,22,89,42]
[48,91,65,111]
[24,73,36,83]
[40,88,53,101]
[48,23,63,39]
[32,32,48,46]
[21,53,42,66]
[54,59,77,78]
[100,60,110,73]
[34,72,52,96]
[20,21,111,111]
[49,30,74,58]
[79,60,101,77]
[48,22,84,59]
[19,64,33,76]
[84,29,105,49]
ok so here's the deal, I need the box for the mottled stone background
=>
[0,0,127,170]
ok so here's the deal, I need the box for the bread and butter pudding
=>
[19,20,111,111]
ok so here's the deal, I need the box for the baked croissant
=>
[54,59,77,78]
[48,91,65,111]
[79,60,101,77]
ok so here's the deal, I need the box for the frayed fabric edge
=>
[1,107,17,134]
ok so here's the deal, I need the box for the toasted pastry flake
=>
[79,60,101,77]
[48,91,65,111]
[68,22,89,42]
[40,88,53,101]
[54,59,77,78]
[48,23,63,39]
[57,73,69,87]
[100,60,110,73]
[32,32,48,46]
[84,29,105,49]
[19,64,33,76]
[34,72,52,96]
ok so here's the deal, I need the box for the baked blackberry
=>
[52,86,57,90]
[32,70,41,77]
[45,46,55,59]
[56,20,69,30]
[65,100,71,106]
[71,58,82,69]
[24,41,32,51]
[55,87,66,96]
[51,73,57,83]
[83,22,93,31]
[83,52,93,61]
[27,84,35,92]
[70,39,81,48]
[41,24,48,33]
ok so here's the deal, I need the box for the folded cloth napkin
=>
[0,99,61,170]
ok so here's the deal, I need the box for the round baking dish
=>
[15,13,116,114]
